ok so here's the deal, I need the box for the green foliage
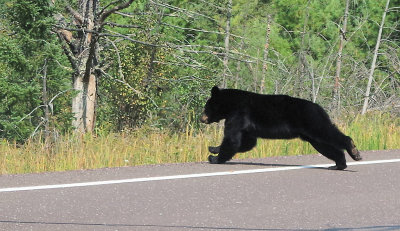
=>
[7,0,54,37]
[0,70,40,140]
[98,42,171,130]
[1,0,399,142]
[0,0,71,141]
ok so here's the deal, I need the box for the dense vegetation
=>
[1,113,400,174]
[0,0,399,174]
[1,0,399,141]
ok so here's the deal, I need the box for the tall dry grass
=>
[1,112,399,175]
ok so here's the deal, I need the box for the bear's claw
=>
[208,155,225,164]
[352,153,362,161]
[208,155,220,164]
[350,149,362,161]
[328,165,347,170]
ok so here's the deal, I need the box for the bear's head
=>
[200,86,226,124]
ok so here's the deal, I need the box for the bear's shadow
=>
[225,161,357,172]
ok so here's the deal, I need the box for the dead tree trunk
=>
[332,0,350,112]
[235,39,244,89]
[70,0,97,133]
[361,0,390,114]
[295,0,310,98]
[261,14,271,94]
[222,0,232,88]
[55,0,134,133]
[254,49,260,93]
[42,59,50,145]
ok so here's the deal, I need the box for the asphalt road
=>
[0,150,399,231]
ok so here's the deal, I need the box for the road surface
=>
[0,150,399,231]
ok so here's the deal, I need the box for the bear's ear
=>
[211,86,220,97]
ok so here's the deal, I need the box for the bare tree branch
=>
[65,5,83,25]
[104,37,125,80]
[99,0,135,25]
[56,32,78,70]
[55,25,98,34]
[150,0,219,24]
[161,22,244,39]
[98,0,123,16]
[103,22,143,29]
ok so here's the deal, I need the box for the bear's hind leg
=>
[307,139,347,170]
[329,132,362,161]
[322,126,362,161]
[345,137,362,161]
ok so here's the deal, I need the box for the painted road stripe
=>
[1,158,400,193]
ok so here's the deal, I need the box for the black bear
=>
[200,86,362,170]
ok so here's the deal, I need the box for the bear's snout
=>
[200,113,209,124]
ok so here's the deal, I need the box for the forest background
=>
[0,0,399,174]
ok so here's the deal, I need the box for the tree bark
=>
[72,73,97,133]
[361,0,390,114]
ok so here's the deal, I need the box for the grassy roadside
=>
[1,112,399,175]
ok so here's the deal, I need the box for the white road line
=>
[1,158,400,193]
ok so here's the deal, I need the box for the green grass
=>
[1,112,399,175]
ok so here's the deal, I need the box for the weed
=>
[1,112,399,174]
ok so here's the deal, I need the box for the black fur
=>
[200,86,362,170]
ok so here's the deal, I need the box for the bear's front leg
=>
[208,115,244,164]
[328,164,347,170]
[208,155,220,164]
[207,146,221,163]
[208,136,241,164]
[208,146,220,154]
